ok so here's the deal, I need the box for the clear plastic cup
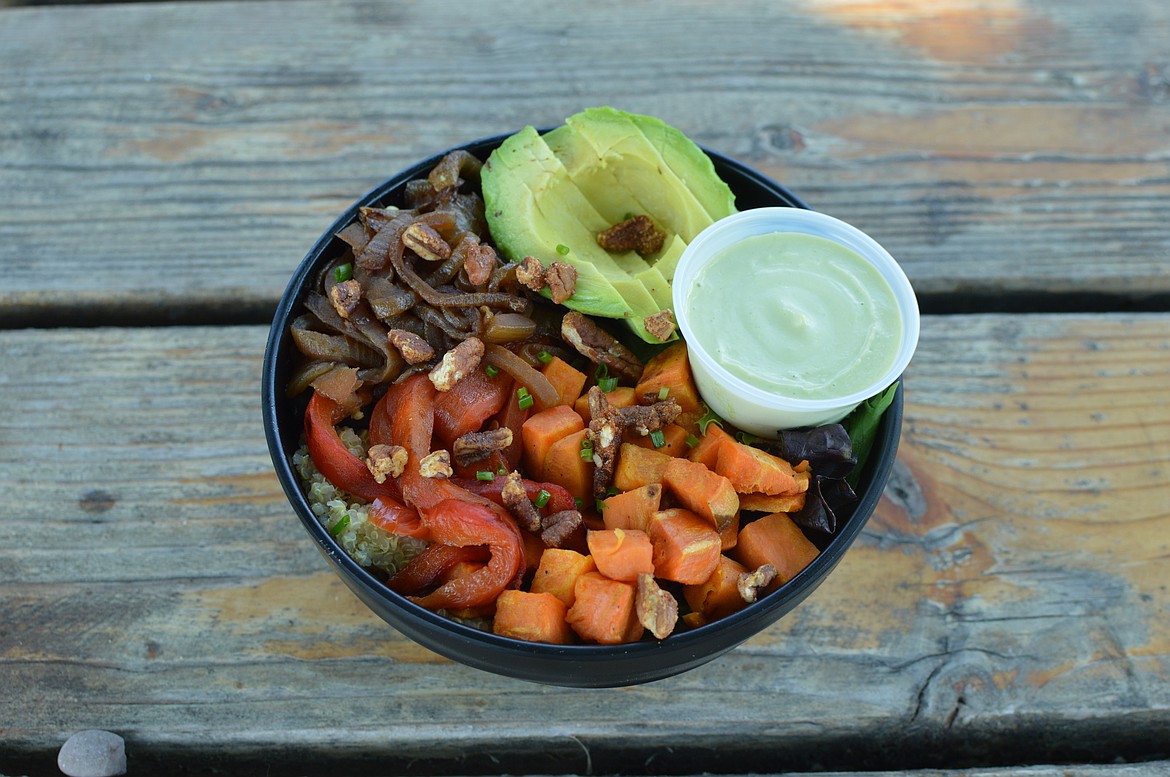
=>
[672,207,920,436]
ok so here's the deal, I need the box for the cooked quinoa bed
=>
[293,426,426,575]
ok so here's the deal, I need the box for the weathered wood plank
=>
[1,0,1169,324]
[1,314,1167,773]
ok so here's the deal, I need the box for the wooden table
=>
[2,1,1168,775]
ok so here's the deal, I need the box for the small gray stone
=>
[57,730,127,777]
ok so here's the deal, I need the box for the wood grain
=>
[1,314,1166,773]
[1,0,1169,325]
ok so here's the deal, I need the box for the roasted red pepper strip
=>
[452,475,576,514]
[387,544,490,596]
[407,498,524,610]
[432,367,511,447]
[373,373,526,604]
[304,391,403,504]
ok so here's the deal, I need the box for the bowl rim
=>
[260,131,902,685]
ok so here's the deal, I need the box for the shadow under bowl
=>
[261,132,903,688]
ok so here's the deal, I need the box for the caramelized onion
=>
[482,313,537,344]
[483,344,559,408]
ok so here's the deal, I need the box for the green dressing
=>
[685,232,902,401]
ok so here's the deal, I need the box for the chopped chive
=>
[657,386,669,400]
[556,243,571,255]
[517,386,531,398]
[333,263,353,283]
[536,349,553,364]
[574,497,585,510]
[476,470,495,481]
[517,387,534,410]
[606,486,620,498]
[484,364,499,377]
[579,444,594,461]
[594,363,609,381]
[598,376,618,393]
[736,431,759,445]
[595,499,606,512]
[533,489,551,509]
[685,433,701,449]
[328,515,350,537]
[650,429,666,448]
[696,403,724,434]
[497,466,507,476]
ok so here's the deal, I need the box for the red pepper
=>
[452,475,576,514]
[406,498,524,611]
[372,374,526,607]
[387,544,490,596]
[432,367,511,447]
[304,391,402,504]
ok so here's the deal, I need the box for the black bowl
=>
[261,132,903,687]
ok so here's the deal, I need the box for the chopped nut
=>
[428,336,484,391]
[619,398,682,437]
[541,509,583,548]
[365,443,407,483]
[597,214,666,255]
[402,221,453,262]
[545,261,577,304]
[643,309,676,342]
[586,386,624,499]
[452,427,513,468]
[418,449,453,479]
[328,279,362,319]
[738,564,778,603]
[501,470,542,533]
[388,328,436,365]
[516,255,546,291]
[635,573,679,639]
[561,311,644,383]
[464,242,497,287]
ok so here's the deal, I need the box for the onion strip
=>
[482,344,558,409]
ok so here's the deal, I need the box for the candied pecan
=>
[586,386,624,499]
[428,336,484,391]
[463,242,497,287]
[561,311,643,383]
[402,221,452,262]
[544,261,577,304]
[738,564,778,604]
[452,428,513,468]
[365,443,407,484]
[516,255,546,291]
[635,573,678,639]
[619,398,682,437]
[418,449,452,479]
[597,214,665,255]
[328,279,362,319]
[541,509,583,548]
[501,471,542,533]
[387,328,436,365]
[643,309,676,342]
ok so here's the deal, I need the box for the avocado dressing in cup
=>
[672,207,919,436]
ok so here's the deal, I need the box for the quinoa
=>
[292,427,426,576]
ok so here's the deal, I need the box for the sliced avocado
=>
[483,109,735,342]
[566,107,735,232]
[653,234,688,283]
[483,127,633,319]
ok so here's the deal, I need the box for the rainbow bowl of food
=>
[262,108,910,687]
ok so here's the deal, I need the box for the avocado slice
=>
[482,109,736,342]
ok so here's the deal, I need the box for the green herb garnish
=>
[333,263,353,283]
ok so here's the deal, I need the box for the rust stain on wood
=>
[189,572,449,663]
[804,0,1055,63]
[814,105,1170,160]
